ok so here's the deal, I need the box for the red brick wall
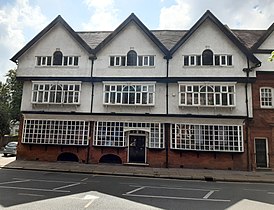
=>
[250,72,274,169]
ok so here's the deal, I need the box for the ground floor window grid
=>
[94,121,164,148]
[22,119,90,145]
[171,123,243,152]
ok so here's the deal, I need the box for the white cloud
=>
[159,0,192,29]
[0,0,47,82]
[158,0,274,29]
[82,0,120,31]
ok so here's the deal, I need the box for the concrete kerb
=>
[1,161,274,184]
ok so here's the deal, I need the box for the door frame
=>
[254,137,269,168]
[127,133,147,164]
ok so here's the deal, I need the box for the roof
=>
[11,11,268,64]
[77,29,263,51]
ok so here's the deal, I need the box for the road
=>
[0,165,274,209]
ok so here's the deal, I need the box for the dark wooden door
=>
[255,139,267,168]
[129,135,145,163]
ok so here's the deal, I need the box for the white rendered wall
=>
[168,82,253,117]
[17,23,91,78]
[92,82,166,114]
[20,81,92,113]
[169,19,255,78]
[93,21,167,78]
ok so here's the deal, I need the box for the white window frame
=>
[178,82,236,107]
[31,81,81,105]
[109,55,155,67]
[93,121,164,148]
[103,82,156,106]
[260,87,273,108]
[170,123,243,152]
[183,54,233,67]
[36,55,79,67]
[22,119,90,145]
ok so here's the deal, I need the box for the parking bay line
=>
[124,186,229,202]
[123,193,230,202]
[0,185,70,193]
[53,182,81,190]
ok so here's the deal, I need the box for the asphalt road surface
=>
[0,166,274,210]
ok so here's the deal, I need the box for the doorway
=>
[255,138,268,168]
[128,135,146,163]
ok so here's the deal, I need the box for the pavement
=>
[1,154,274,183]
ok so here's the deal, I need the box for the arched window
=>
[53,51,63,65]
[49,84,62,103]
[202,49,213,65]
[127,50,137,66]
[122,85,135,104]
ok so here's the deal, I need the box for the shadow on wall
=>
[57,152,79,162]
[99,154,122,164]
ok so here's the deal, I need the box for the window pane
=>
[196,55,201,66]
[121,56,126,66]
[74,57,79,65]
[47,57,52,66]
[63,56,68,66]
[37,57,41,66]
[53,51,63,65]
[138,56,143,66]
[215,55,220,65]
[202,49,213,65]
[142,93,147,104]
[227,55,232,66]
[144,56,149,66]
[184,56,189,66]
[149,56,154,66]
[127,50,137,66]
[110,57,114,66]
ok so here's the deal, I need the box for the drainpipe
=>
[243,59,260,171]
[86,54,96,164]
[164,55,171,168]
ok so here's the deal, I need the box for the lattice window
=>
[22,119,90,145]
[260,87,273,108]
[171,123,243,152]
[93,121,164,148]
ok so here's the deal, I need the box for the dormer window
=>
[183,50,232,67]
[110,51,155,67]
[202,49,213,65]
[53,51,63,65]
[127,50,137,66]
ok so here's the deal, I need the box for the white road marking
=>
[126,186,145,195]
[267,192,274,195]
[129,185,219,192]
[244,188,267,192]
[0,179,30,185]
[13,178,78,184]
[0,185,70,193]
[123,193,230,202]
[81,178,88,182]
[203,190,215,199]
[53,182,81,190]
[18,193,45,197]
[83,195,99,208]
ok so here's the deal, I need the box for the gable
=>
[258,30,274,50]
[11,15,92,63]
[170,10,260,65]
[96,21,164,56]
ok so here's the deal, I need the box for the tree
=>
[5,69,23,122]
[269,51,274,62]
[0,82,10,138]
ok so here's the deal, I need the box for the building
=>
[11,10,273,170]
[250,22,274,170]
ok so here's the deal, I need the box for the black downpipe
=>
[243,58,252,171]
[86,56,95,164]
[165,58,169,168]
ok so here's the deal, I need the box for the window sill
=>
[182,65,234,68]
[108,66,156,69]
[35,66,79,69]
[104,104,155,107]
[178,105,235,108]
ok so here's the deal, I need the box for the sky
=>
[0,0,274,82]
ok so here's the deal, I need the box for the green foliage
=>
[0,69,22,137]
[5,69,23,122]
[268,51,274,62]
[0,82,10,137]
